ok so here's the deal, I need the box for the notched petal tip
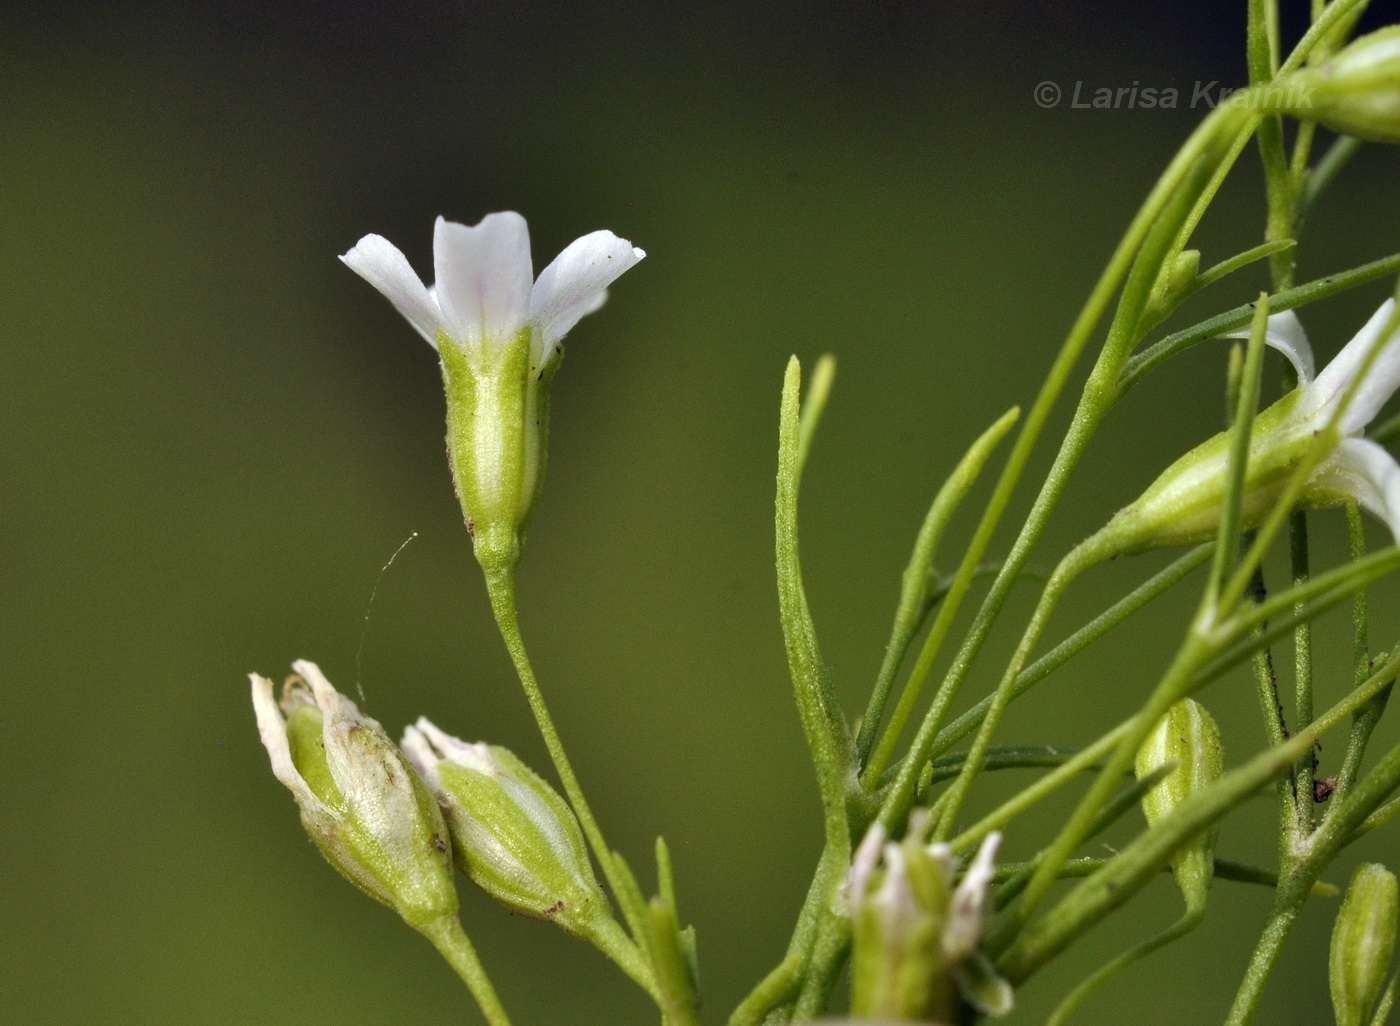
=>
[432,211,534,352]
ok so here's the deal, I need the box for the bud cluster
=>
[252,663,619,950]
[844,817,1011,1022]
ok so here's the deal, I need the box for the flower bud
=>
[845,821,1011,1021]
[1135,698,1223,912]
[1330,863,1398,1026]
[1288,27,1400,144]
[1140,249,1200,332]
[402,718,609,939]
[250,662,458,930]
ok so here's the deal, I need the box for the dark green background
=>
[5,2,1400,1023]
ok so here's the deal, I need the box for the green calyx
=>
[439,329,558,574]
[1135,698,1223,910]
[850,837,958,1022]
[1093,390,1342,556]
[435,745,608,937]
[1330,863,1399,1026]
[285,699,458,929]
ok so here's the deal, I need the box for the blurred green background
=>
[5,1,1400,1023]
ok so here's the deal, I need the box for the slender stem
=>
[990,857,1336,895]
[727,953,803,1026]
[580,916,664,1002]
[1045,904,1205,1026]
[482,569,646,976]
[420,915,515,1026]
[1224,902,1302,1026]
[1290,513,1316,837]
[1369,971,1400,1026]
[947,720,1132,854]
[1331,505,1388,812]
[1119,251,1400,394]
[932,537,1113,839]
[992,767,1174,913]
[992,630,1213,945]
[1208,296,1271,604]
[870,102,1250,815]
[858,407,1020,769]
[912,546,1210,768]
[1298,135,1363,229]
[1245,558,1296,831]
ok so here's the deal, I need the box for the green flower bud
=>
[402,719,609,939]
[341,214,644,574]
[1330,863,1398,1026]
[1140,249,1200,332]
[1135,699,1223,911]
[1288,27,1400,144]
[845,821,1011,1021]
[250,662,458,930]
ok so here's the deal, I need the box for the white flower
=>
[339,213,646,572]
[340,212,645,371]
[1229,300,1400,539]
[1102,300,1400,553]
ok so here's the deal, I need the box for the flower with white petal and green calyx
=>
[341,213,645,573]
[401,718,613,942]
[1097,300,1400,555]
[250,661,458,931]
[844,818,1012,1022]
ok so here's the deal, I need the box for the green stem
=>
[990,630,1213,948]
[858,407,1020,770]
[1045,903,1205,1026]
[947,721,1132,854]
[1331,505,1388,813]
[1224,900,1303,1026]
[1290,513,1316,837]
[420,914,515,1026]
[871,103,1252,826]
[1118,252,1400,393]
[932,536,1112,839]
[579,916,664,1003]
[912,546,1210,768]
[482,568,652,985]
[727,953,803,1026]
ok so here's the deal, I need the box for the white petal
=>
[529,230,645,364]
[340,234,444,347]
[844,821,887,911]
[1299,300,1400,434]
[1224,310,1314,383]
[413,716,499,774]
[432,213,533,354]
[292,659,371,751]
[944,832,1000,961]
[400,723,440,785]
[250,672,325,815]
[1313,437,1400,544]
